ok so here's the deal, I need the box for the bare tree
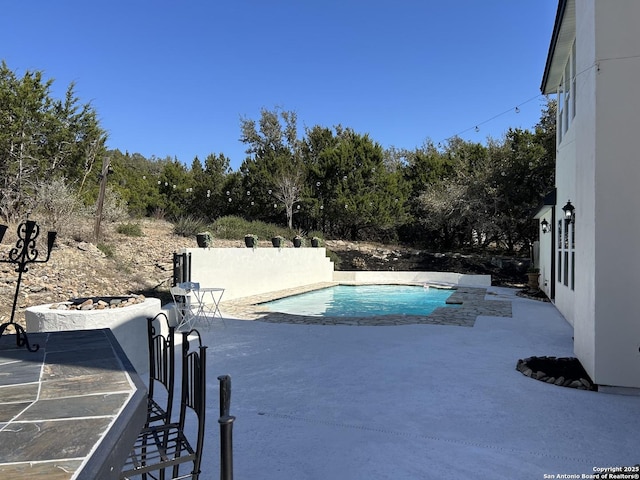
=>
[273,170,303,229]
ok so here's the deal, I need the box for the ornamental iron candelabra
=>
[0,220,57,352]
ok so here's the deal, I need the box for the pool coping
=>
[219,283,513,327]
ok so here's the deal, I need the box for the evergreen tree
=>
[312,127,407,240]
[0,61,106,221]
[190,153,231,221]
[239,107,304,227]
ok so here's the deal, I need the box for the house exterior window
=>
[571,223,575,290]
[557,217,575,290]
[557,220,563,283]
[557,39,576,145]
[571,41,576,120]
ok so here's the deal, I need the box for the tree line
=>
[0,61,555,251]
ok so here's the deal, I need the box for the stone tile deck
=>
[0,329,147,479]
[220,284,512,327]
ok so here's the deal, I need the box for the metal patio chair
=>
[170,282,200,331]
[146,313,175,427]
[120,329,207,480]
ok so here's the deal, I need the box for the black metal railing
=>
[173,251,191,286]
[218,374,235,480]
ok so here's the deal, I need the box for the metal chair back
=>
[120,329,207,480]
[178,281,200,291]
[146,313,175,426]
[177,329,207,476]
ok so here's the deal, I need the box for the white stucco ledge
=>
[25,297,162,374]
[332,271,492,286]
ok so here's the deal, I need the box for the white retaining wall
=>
[182,247,335,300]
[333,271,491,286]
[182,247,491,301]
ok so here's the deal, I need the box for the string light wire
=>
[442,93,544,143]
[440,54,640,147]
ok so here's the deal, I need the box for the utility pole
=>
[93,157,111,242]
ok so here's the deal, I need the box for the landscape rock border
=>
[49,294,147,311]
[516,356,596,391]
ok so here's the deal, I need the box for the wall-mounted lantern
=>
[541,218,549,234]
[562,200,575,224]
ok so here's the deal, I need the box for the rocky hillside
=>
[326,240,529,286]
[0,219,528,327]
[0,219,189,326]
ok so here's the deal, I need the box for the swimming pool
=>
[259,285,454,317]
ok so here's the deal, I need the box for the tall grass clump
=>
[97,243,115,258]
[173,215,208,238]
[117,222,143,237]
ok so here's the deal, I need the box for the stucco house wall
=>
[588,0,640,387]
[543,0,640,388]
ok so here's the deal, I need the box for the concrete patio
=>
[189,286,638,479]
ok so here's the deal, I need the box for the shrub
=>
[31,177,81,235]
[325,249,341,269]
[211,216,298,242]
[173,215,208,238]
[250,220,289,242]
[85,185,129,223]
[69,223,95,243]
[211,216,252,239]
[117,223,143,237]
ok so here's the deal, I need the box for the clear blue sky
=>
[2,1,558,171]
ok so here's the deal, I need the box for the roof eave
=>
[540,0,568,94]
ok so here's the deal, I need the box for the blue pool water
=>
[260,285,454,317]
